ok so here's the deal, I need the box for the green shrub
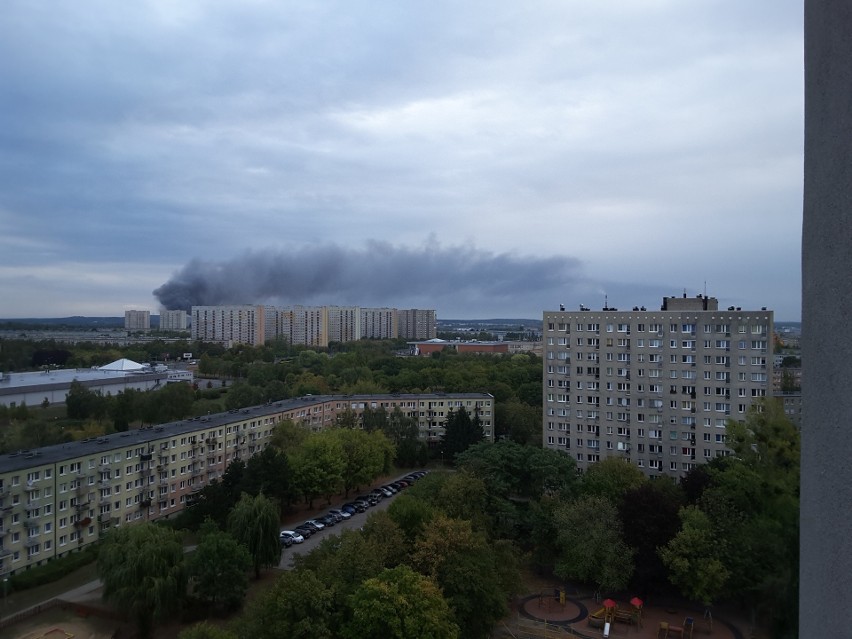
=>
[9,544,99,592]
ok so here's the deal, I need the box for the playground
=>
[505,588,747,639]
[3,608,116,639]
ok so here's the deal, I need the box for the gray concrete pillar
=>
[801,0,852,634]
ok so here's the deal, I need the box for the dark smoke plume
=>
[153,240,583,315]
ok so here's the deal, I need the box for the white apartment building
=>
[542,295,774,477]
[124,310,150,332]
[159,309,188,332]
[0,392,492,577]
[191,305,267,347]
[361,307,398,340]
[327,307,361,344]
[191,304,435,348]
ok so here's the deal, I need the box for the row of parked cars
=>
[279,470,429,547]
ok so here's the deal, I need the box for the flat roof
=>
[0,392,493,473]
[0,367,167,399]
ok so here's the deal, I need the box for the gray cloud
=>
[0,1,804,320]
[153,241,584,316]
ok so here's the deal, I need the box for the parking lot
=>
[278,472,425,569]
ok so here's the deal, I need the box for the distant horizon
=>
[0,314,803,325]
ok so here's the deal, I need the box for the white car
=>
[280,530,305,545]
[328,508,352,520]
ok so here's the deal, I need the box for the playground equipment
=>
[663,617,695,638]
[587,598,642,630]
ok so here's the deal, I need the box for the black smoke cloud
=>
[153,241,584,316]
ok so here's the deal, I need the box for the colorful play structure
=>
[586,596,644,629]
[657,617,695,638]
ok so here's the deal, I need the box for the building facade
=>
[124,310,150,332]
[361,307,398,340]
[0,392,492,577]
[398,309,437,340]
[191,305,267,347]
[159,309,188,332]
[191,304,436,348]
[542,296,774,477]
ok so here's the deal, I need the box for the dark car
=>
[294,524,314,538]
[316,514,336,527]
[343,501,366,513]
[329,508,351,521]
[356,494,379,506]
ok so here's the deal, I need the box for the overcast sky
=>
[0,1,803,320]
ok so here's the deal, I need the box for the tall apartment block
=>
[0,392,491,577]
[192,304,436,348]
[361,307,398,340]
[191,305,267,347]
[398,308,437,340]
[124,310,150,331]
[159,309,188,332]
[542,295,773,477]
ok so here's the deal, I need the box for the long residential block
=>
[0,392,492,576]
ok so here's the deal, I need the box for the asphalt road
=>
[278,480,406,569]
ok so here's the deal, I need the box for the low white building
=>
[0,359,193,408]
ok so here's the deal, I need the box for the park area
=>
[498,582,750,639]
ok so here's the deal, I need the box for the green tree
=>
[65,380,107,420]
[456,439,577,500]
[343,565,459,639]
[238,569,335,639]
[411,515,512,638]
[290,432,345,507]
[188,522,252,612]
[440,406,484,463]
[98,522,187,638]
[178,622,238,639]
[178,621,237,639]
[659,505,729,607]
[581,457,647,503]
[243,446,293,511]
[227,493,281,578]
[618,481,684,592]
[553,495,634,593]
[494,399,541,445]
[329,428,387,497]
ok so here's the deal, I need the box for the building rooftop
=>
[0,392,493,473]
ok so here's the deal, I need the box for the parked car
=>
[303,519,325,531]
[329,508,351,520]
[356,494,379,506]
[377,486,395,497]
[343,501,366,513]
[316,514,337,527]
[370,488,386,500]
[294,524,314,538]
[280,530,305,545]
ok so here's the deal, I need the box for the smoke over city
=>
[153,241,583,316]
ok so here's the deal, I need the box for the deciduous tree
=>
[343,565,459,639]
[553,495,634,593]
[188,522,251,612]
[227,493,280,578]
[98,522,186,638]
